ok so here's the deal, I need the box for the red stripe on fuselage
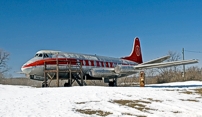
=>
[23,58,123,68]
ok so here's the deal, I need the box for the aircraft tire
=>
[64,82,71,87]
[42,83,48,87]
[109,82,114,87]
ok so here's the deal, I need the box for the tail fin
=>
[121,37,143,64]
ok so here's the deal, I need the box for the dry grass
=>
[76,109,112,116]
[194,88,202,97]
[111,100,155,113]
[172,111,181,113]
[178,89,202,102]
[122,113,147,117]
[180,90,194,95]
[164,89,175,91]
[180,88,202,98]
[164,89,181,92]
[134,115,147,117]
[75,102,86,104]
[75,101,99,104]
[121,113,134,116]
[180,99,199,102]
[146,98,163,102]
[75,101,112,116]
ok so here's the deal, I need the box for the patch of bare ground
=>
[194,88,202,97]
[164,89,186,91]
[180,99,199,102]
[75,101,100,104]
[122,113,147,117]
[179,88,202,97]
[75,102,86,104]
[164,89,175,91]
[135,115,147,117]
[76,109,112,116]
[121,113,134,116]
[111,100,156,113]
[146,98,163,102]
[172,111,181,113]
[180,90,194,95]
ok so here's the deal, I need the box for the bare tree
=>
[186,66,202,81]
[0,49,10,78]
[156,51,181,83]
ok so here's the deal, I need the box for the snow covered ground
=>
[0,81,202,117]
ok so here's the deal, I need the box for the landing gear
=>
[30,75,34,79]
[42,83,48,87]
[64,82,71,87]
[109,81,114,86]
[108,78,117,87]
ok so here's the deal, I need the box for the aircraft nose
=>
[21,65,32,74]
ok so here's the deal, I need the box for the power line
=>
[184,50,202,54]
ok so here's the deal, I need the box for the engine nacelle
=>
[89,68,116,78]
[115,65,137,74]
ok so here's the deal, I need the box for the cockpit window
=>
[38,54,43,57]
[44,54,49,58]
[35,53,49,58]
[35,54,39,57]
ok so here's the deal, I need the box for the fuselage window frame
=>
[38,53,43,57]
[94,61,97,67]
[83,60,86,66]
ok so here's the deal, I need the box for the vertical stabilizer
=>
[121,37,143,64]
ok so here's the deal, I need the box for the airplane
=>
[21,37,198,87]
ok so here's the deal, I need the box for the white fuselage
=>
[21,50,138,80]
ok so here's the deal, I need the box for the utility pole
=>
[182,48,185,79]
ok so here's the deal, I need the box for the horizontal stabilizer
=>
[134,59,198,69]
[141,55,170,65]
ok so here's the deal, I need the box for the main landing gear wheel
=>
[64,82,71,87]
[42,83,48,87]
[108,78,117,87]
[109,81,114,86]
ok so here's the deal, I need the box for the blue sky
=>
[1,0,202,77]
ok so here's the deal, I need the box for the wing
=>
[89,59,198,78]
[134,59,198,69]
[141,55,170,65]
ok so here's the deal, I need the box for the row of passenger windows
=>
[81,60,122,67]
